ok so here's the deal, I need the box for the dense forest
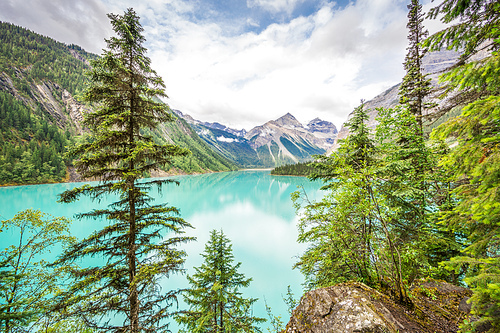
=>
[0,91,69,183]
[0,22,96,96]
[271,161,316,176]
[0,22,93,184]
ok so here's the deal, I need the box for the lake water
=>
[0,170,323,331]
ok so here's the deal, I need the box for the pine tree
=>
[53,8,193,333]
[176,230,264,333]
[373,0,461,293]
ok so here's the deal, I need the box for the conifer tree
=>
[53,8,193,333]
[373,0,460,292]
[294,102,382,290]
[176,230,264,333]
[399,0,433,133]
[426,0,500,330]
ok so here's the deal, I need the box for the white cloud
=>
[145,0,409,130]
[0,0,112,54]
[1,0,444,131]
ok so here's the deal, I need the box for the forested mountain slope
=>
[0,21,236,185]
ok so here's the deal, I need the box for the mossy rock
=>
[284,280,472,333]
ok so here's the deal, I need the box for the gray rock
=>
[284,280,473,333]
[459,297,471,314]
[285,283,405,333]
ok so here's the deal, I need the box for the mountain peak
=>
[307,118,338,135]
[273,113,302,128]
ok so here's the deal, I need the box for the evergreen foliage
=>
[374,0,463,297]
[0,91,68,184]
[424,0,500,118]
[292,103,432,303]
[293,103,383,290]
[52,9,194,332]
[425,0,500,331]
[271,162,316,176]
[376,104,463,291]
[399,0,434,132]
[176,230,264,333]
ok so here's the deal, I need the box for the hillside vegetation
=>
[270,162,316,176]
[0,21,236,185]
[0,22,90,184]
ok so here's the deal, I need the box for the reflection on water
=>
[0,170,323,330]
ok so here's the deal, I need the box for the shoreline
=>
[0,168,277,188]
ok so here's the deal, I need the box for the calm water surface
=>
[0,170,323,330]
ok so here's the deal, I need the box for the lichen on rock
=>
[284,280,472,333]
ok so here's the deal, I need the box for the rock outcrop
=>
[284,281,472,333]
[0,66,89,134]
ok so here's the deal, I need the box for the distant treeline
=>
[271,161,316,176]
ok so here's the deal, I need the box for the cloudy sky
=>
[0,0,446,130]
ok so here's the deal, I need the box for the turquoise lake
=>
[0,170,323,331]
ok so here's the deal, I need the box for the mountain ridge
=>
[175,111,338,168]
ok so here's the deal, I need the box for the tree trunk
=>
[128,186,139,333]
[128,72,139,332]
[220,300,223,333]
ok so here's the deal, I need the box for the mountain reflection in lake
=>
[0,170,323,330]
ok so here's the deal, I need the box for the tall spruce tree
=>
[426,0,500,330]
[176,230,264,333]
[53,8,193,333]
[399,0,433,133]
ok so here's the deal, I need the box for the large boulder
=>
[284,281,471,333]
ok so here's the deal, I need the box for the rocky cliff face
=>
[0,68,90,135]
[285,281,472,333]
